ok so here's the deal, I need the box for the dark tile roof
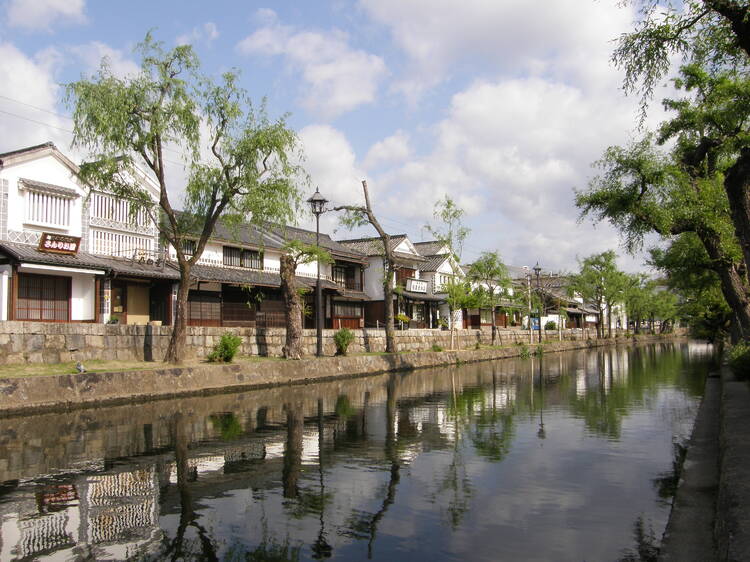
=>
[420,254,450,272]
[413,240,447,256]
[189,264,362,297]
[264,224,367,263]
[175,212,367,262]
[0,142,55,162]
[401,290,446,302]
[190,264,284,287]
[0,241,107,271]
[338,235,408,256]
[96,255,181,280]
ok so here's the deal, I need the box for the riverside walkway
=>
[659,365,750,561]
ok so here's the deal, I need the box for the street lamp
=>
[307,188,328,357]
[523,265,532,344]
[533,262,542,344]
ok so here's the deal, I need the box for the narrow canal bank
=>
[659,363,750,561]
[0,334,677,415]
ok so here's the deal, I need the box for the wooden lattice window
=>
[16,273,70,322]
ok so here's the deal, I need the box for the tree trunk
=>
[383,265,397,353]
[165,264,191,364]
[723,147,750,279]
[701,229,750,340]
[491,307,497,346]
[280,254,304,359]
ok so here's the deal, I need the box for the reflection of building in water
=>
[80,467,161,554]
[0,466,163,561]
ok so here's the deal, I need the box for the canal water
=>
[0,341,713,561]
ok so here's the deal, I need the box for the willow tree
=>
[568,251,628,339]
[279,241,331,360]
[66,34,301,363]
[467,251,511,345]
[425,196,471,342]
[334,180,398,353]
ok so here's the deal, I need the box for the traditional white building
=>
[0,143,370,328]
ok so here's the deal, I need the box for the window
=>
[182,239,196,257]
[91,230,154,257]
[223,246,263,269]
[332,266,347,286]
[91,192,149,226]
[333,301,363,317]
[16,273,70,321]
[480,309,493,324]
[25,191,71,227]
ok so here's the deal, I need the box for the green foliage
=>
[395,313,411,324]
[282,239,333,268]
[207,332,242,363]
[728,343,750,378]
[544,321,557,331]
[431,343,444,352]
[535,345,544,357]
[335,395,356,418]
[443,277,479,313]
[612,0,750,119]
[425,195,470,270]
[209,412,243,440]
[333,327,355,356]
[519,344,531,359]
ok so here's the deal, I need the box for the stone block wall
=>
[0,321,584,365]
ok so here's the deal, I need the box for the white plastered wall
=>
[1,154,86,238]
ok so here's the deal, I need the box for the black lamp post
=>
[533,262,542,344]
[307,188,328,357]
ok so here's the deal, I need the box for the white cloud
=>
[365,72,662,271]
[237,10,387,119]
[71,41,140,78]
[363,130,411,170]
[0,42,72,153]
[176,22,219,46]
[295,124,373,234]
[360,0,634,101]
[6,0,86,31]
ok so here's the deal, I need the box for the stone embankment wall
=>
[0,321,594,364]
[0,336,675,415]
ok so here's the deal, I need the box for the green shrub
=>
[729,342,750,378]
[535,345,544,357]
[334,327,355,356]
[519,344,530,359]
[395,313,410,325]
[544,320,557,331]
[431,343,444,352]
[207,332,242,363]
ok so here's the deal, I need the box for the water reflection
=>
[0,342,714,561]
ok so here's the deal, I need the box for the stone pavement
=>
[660,365,750,561]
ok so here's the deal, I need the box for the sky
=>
[0,0,673,273]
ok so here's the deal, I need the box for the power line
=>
[0,95,187,158]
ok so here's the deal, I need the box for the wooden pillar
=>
[8,265,17,321]
[94,276,101,324]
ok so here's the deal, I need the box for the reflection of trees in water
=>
[565,348,697,440]
[652,442,687,504]
[145,412,218,561]
[619,515,659,562]
[339,374,401,558]
[209,412,244,441]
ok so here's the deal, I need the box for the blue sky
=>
[0,0,669,272]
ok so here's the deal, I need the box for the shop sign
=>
[38,232,81,255]
[406,278,428,293]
